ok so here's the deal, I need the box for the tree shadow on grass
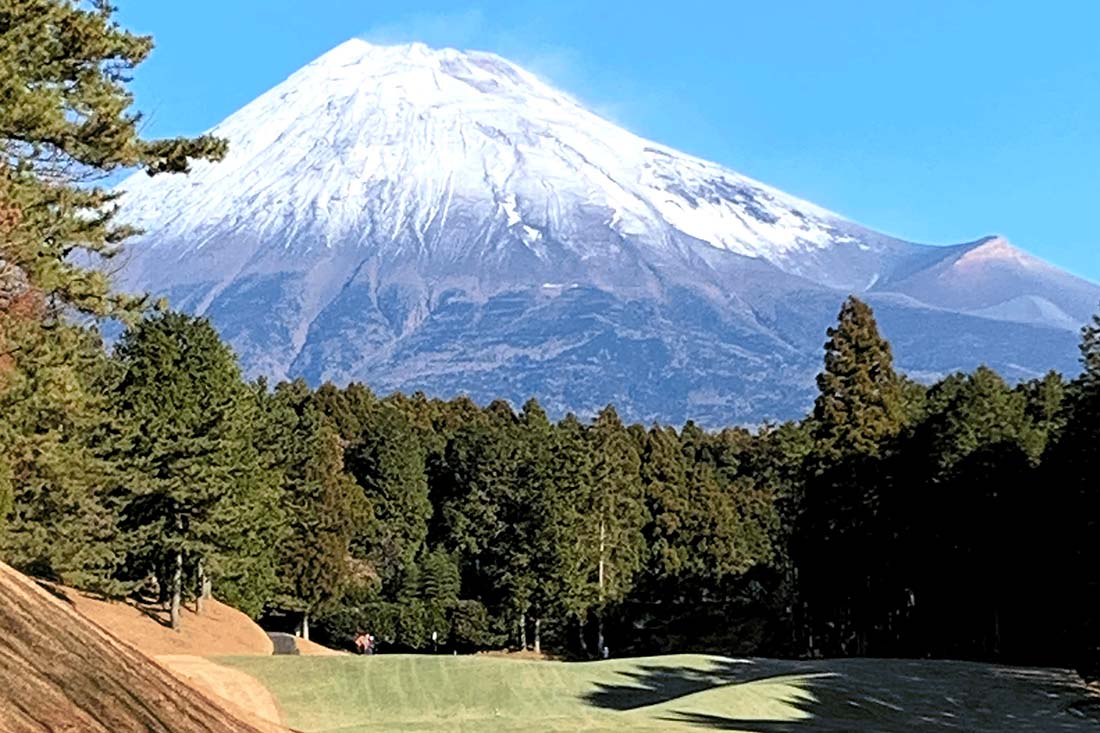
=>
[583,658,802,711]
[583,657,1100,732]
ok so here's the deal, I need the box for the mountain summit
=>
[115,40,1099,424]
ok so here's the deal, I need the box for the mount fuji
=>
[115,39,1100,424]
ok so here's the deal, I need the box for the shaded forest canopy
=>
[2,0,1099,682]
[4,299,1099,676]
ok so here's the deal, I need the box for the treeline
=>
[3,0,1098,676]
[3,298,1099,676]
[1,310,782,654]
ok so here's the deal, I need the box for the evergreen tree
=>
[0,0,225,318]
[1081,310,1100,392]
[111,312,280,628]
[812,296,905,461]
[1,0,222,588]
[799,297,905,655]
[431,418,503,560]
[312,381,376,441]
[516,398,559,653]
[584,406,648,654]
[481,399,547,650]
[641,426,687,572]
[731,420,812,653]
[686,424,777,580]
[904,367,1037,658]
[1048,305,1100,675]
[0,320,123,591]
[1017,371,1067,458]
[345,401,432,588]
[258,380,367,639]
[546,414,597,653]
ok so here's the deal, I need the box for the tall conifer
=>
[258,380,366,638]
[111,313,279,628]
[345,402,431,587]
[586,406,648,654]
[800,297,904,655]
[812,296,905,461]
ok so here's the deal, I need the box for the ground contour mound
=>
[0,561,276,733]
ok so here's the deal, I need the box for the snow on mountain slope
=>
[119,41,867,273]
[114,40,1100,424]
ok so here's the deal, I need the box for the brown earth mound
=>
[295,637,344,656]
[0,561,283,733]
[157,655,286,732]
[65,585,272,657]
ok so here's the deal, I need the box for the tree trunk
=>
[578,618,589,657]
[992,603,1001,657]
[533,618,542,655]
[518,611,527,651]
[597,519,606,657]
[170,549,182,632]
[301,610,310,641]
[196,560,211,615]
[598,520,606,604]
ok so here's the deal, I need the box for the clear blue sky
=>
[114,0,1099,282]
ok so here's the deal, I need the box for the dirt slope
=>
[158,655,286,732]
[295,638,344,656]
[67,586,272,656]
[0,561,282,733]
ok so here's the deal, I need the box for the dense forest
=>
[2,1,1098,678]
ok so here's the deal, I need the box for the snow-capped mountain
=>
[115,39,1100,424]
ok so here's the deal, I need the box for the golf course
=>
[216,653,1098,732]
[6,6,1100,732]
[5,557,1097,733]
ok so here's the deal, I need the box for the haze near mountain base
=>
[115,39,1100,424]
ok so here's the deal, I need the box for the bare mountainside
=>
[116,40,1100,424]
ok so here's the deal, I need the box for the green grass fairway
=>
[219,653,1098,732]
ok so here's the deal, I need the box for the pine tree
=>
[2,0,223,585]
[0,319,123,591]
[431,419,503,560]
[313,381,376,443]
[516,398,558,653]
[731,420,812,653]
[909,367,1036,658]
[546,414,597,653]
[111,312,280,629]
[482,399,547,650]
[0,0,225,318]
[682,423,776,580]
[1017,371,1067,458]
